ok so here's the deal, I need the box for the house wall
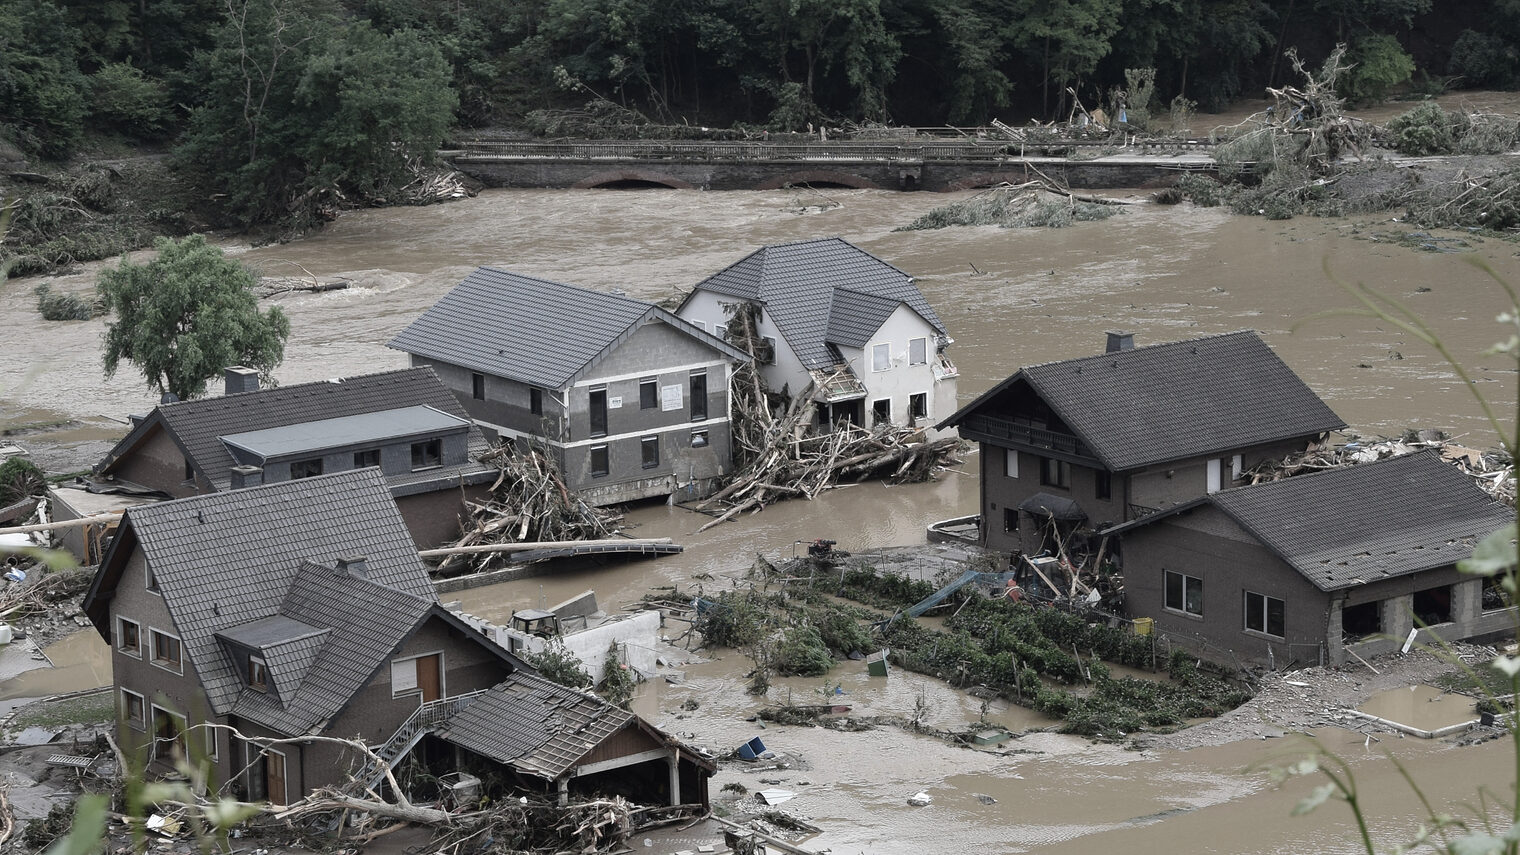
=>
[413,356,567,442]
[487,609,662,685]
[108,551,221,772]
[395,483,493,550]
[110,425,202,497]
[677,291,807,395]
[1121,509,1332,667]
[299,616,516,795]
[859,304,955,436]
[1126,437,1312,512]
[252,431,473,486]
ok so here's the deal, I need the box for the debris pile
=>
[1245,434,1514,505]
[435,444,622,575]
[898,180,1128,231]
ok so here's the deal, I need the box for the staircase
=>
[347,690,486,794]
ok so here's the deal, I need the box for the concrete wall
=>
[676,291,811,399]
[452,156,1209,192]
[395,483,492,550]
[464,609,663,685]
[416,356,567,441]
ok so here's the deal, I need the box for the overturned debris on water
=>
[898,181,1129,231]
[1244,434,1514,505]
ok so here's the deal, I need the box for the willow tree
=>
[99,234,290,401]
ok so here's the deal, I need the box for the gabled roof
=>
[941,331,1345,471]
[436,672,657,780]
[388,267,747,390]
[1108,452,1513,592]
[84,469,524,732]
[683,237,948,370]
[96,367,491,491]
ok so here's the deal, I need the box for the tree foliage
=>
[98,234,290,401]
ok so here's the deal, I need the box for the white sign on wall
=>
[608,396,623,409]
[661,384,684,411]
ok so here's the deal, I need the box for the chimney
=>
[1105,331,1135,353]
[229,465,263,488]
[335,556,369,578]
[225,366,260,396]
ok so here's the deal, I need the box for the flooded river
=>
[3,186,1519,853]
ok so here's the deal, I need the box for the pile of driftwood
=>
[0,567,92,623]
[1244,434,1514,505]
[436,444,622,574]
[1214,45,1370,177]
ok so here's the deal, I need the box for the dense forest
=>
[0,0,1516,230]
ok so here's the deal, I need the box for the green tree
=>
[1007,0,1122,119]
[0,0,89,159]
[1339,32,1413,104]
[98,235,290,401]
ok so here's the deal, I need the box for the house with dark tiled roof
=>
[82,366,494,547]
[83,470,714,807]
[676,237,958,435]
[389,267,749,506]
[1105,452,1514,666]
[938,331,1346,556]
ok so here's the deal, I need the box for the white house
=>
[676,237,958,436]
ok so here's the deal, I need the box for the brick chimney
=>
[229,465,263,488]
[1105,331,1135,353]
[225,366,260,396]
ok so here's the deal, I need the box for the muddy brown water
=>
[3,186,1519,852]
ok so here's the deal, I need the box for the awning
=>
[1019,492,1087,521]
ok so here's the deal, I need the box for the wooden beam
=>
[418,537,673,558]
[572,747,673,778]
[0,512,123,536]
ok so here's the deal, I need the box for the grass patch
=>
[8,692,114,730]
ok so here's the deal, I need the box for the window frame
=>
[871,398,891,425]
[908,337,928,366]
[290,458,324,479]
[1244,590,1286,638]
[639,377,659,410]
[871,342,891,372]
[151,704,187,762]
[353,448,381,469]
[691,429,709,448]
[1039,457,1071,489]
[150,628,184,675]
[117,617,141,658]
[471,372,486,400]
[589,387,609,437]
[589,445,610,478]
[410,438,442,470]
[121,688,146,729]
[529,387,544,416]
[1004,449,1019,479]
[1164,570,1204,618]
[690,371,708,421]
[909,392,928,420]
[640,436,660,470]
[248,655,269,691]
[1095,470,1112,501]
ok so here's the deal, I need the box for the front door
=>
[266,750,287,806]
[417,653,442,702]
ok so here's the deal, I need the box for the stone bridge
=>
[443,138,1221,192]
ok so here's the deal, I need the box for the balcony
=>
[958,413,1096,461]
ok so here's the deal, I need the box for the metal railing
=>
[349,689,487,793]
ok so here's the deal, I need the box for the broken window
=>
[1413,585,1453,625]
[872,343,891,372]
[152,706,187,762]
[641,436,660,469]
[1165,571,1203,617]
[530,387,544,416]
[909,337,928,365]
[690,372,708,421]
[1003,508,1018,533]
[909,392,928,421]
[691,430,709,448]
[410,438,442,469]
[589,387,608,437]
[1244,591,1285,637]
[872,399,891,425]
[1483,575,1510,611]
[290,458,323,479]
[472,372,486,400]
[1342,600,1381,639]
[590,445,609,477]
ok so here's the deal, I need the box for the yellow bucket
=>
[1134,617,1154,637]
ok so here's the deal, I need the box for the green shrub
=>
[0,457,45,506]
[695,590,771,649]
[526,639,591,689]
[1448,29,1520,89]
[773,625,833,677]
[598,642,636,709]
[1341,34,1414,106]
[89,63,169,139]
[1385,102,1456,155]
[34,283,100,320]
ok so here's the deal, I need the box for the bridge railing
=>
[451,137,1216,163]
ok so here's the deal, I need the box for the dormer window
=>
[410,439,441,469]
[290,458,324,479]
[248,656,269,691]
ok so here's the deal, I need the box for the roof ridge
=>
[1020,329,1261,373]
[473,266,656,311]
[157,367,438,410]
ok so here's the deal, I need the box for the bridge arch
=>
[756,170,880,191]
[946,171,1046,191]
[573,170,696,190]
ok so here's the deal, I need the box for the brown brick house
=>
[938,331,1346,557]
[1107,452,1514,667]
[82,469,713,806]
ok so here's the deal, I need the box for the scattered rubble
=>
[1245,433,1513,505]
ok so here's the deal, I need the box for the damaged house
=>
[676,237,958,435]
[938,331,1346,557]
[81,469,714,807]
[1107,452,1514,667]
[78,367,495,548]
[390,268,749,506]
